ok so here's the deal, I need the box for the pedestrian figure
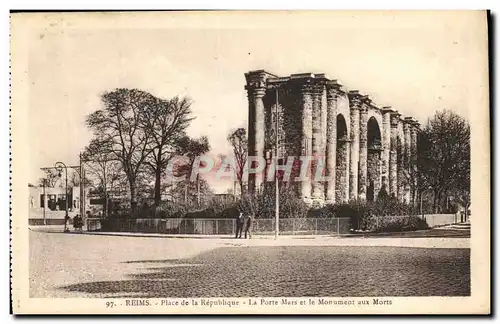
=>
[235,212,244,238]
[73,214,83,232]
[244,214,253,239]
[64,214,70,232]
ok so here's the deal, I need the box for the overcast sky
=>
[25,11,487,193]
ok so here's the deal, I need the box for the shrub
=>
[237,187,308,219]
[309,198,428,232]
[360,215,429,233]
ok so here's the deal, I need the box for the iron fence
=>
[86,217,351,235]
[353,214,459,230]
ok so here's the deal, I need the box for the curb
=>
[29,228,470,240]
[29,228,340,240]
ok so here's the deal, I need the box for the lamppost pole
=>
[420,187,432,221]
[80,152,84,218]
[275,87,280,240]
[55,162,69,228]
[42,179,47,225]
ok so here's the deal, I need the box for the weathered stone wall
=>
[246,70,419,205]
[367,150,381,201]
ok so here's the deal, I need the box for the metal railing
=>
[86,217,351,235]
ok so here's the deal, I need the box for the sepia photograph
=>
[10,10,490,314]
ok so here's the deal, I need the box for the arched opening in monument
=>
[367,117,382,202]
[335,114,349,203]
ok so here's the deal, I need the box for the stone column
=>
[397,119,405,202]
[321,84,328,199]
[381,107,392,193]
[358,96,369,200]
[311,82,325,203]
[389,111,400,198]
[403,118,412,203]
[410,121,419,205]
[348,91,361,201]
[343,140,351,202]
[254,89,266,192]
[325,81,340,203]
[336,136,350,203]
[245,72,268,194]
[300,81,314,202]
[373,152,382,200]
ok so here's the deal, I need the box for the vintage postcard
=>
[10,11,490,314]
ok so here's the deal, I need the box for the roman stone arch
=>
[245,70,419,205]
[366,116,383,201]
[367,109,384,146]
[336,113,349,203]
[336,94,351,136]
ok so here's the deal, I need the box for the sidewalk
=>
[29,226,470,249]
[29,226,332,240]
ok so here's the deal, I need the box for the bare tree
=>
[141,95,194,208]
[176,136,211,205]
[417,110,470,213]
[82,138,124,215]
[38,169,60,188]
[169,177,214,208]
[66,168,93,188]
[227,128,248,195]
[86,88,156,211]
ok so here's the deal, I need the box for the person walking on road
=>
[64,214,70,233]
[73,214,83,232]
[235,212,244,239]
[244,214,253,239]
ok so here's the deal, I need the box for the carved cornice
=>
[311,79,326,95]
[381,106,394,115]
[326,80,345,100]
[360,95,371,113]
[390,111,401,127]
[245,70,275,91]
[404,116,414,125]
[293,78,315,95]
[348,90,362,109]
[244,70,422,130]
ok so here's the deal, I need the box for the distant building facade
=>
[245,70,420,205]
[28,186,83,219]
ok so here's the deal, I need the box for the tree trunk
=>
[130,179,137,213]
[196,174,200,207]
[103,165,107,217]
[433,188,439,213]
[154,168,161,207]
[436,190,443,213]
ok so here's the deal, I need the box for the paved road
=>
[30,231,470,298]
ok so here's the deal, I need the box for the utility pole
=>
[54,162,69,231]
[82,166,86,219]
[42,179,47,225]
[79,153,84,218]
[275,87,280,240]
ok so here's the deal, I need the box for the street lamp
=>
[420,186,432,221]
[42,178,48,225]
[55,161,69,232]
[274,87,280,240]
[266,80,287,239]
